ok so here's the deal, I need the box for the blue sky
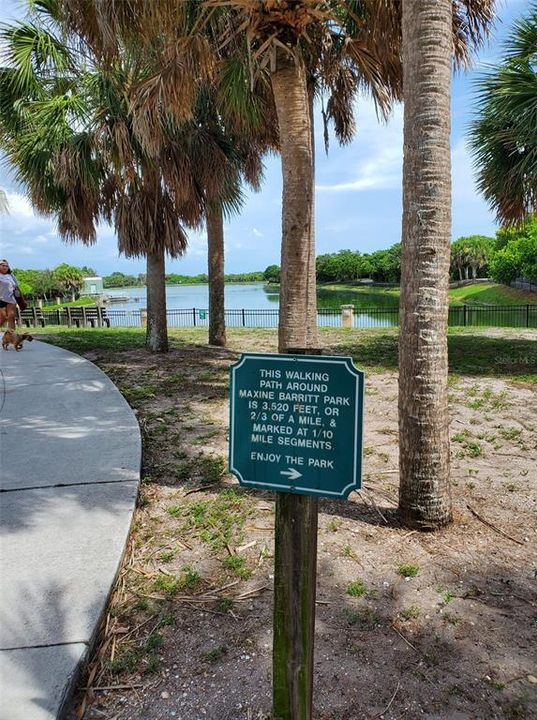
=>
[0,0,528,276]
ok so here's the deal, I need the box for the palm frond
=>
[115,178,189,259]
[469,3,537,224]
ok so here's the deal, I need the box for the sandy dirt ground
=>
[65,329,536,720]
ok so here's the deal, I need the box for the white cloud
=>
[451,138,496,237]
[252,228,264,237]
[4,191,36,218]
[315,102,403,194]
[182,228,207,258]
[16,245,34,255]
[316,146,401,192]
[0,190,60,264]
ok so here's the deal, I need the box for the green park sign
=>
[229,353,364,499]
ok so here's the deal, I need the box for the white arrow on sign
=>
[280,468,302,481]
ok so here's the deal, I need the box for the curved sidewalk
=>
[0,340,141,720]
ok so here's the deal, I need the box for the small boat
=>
[107,294,130,303]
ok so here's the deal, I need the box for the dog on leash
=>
[2,330,33,351]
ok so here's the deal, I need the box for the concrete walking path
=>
[0,339,141,720]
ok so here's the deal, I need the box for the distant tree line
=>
[14,219,536,298]
[263,245,402,285]
[102,270,264,287]
[316,245,402,284]
[103,272,145,288]
[165,271,264,284]
[264,221,537,287]
[13,263,93,300]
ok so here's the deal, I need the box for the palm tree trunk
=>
[146,247,169,353]
[398,0,453,530]
[271,52,319,720]
[206,203,226,347]
[271,52,317,353]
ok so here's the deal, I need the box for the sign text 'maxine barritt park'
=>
[229,353,364,499]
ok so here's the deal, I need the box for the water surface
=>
[105,283,398,311]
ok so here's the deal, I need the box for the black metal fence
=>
[447,304,537,328]
[19,304,537,329]
[510,278,537,293]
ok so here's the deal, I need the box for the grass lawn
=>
[32,325,537,383]
[41,295,96,310]
[447,282,537,305]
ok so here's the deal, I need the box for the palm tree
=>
[195,76,277,347]
[52,262,84,300]
[0,12,101,240]
[399,0,453,530]
[470,3,537,225]
[207,4,402,352]
[398,0,494,530]
[0,9,182,351]
[0,1,236,352]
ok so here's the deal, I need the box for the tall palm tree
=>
[398,0,494,530]
[195,74,277,347]
[0,7,185,352]
[399,0,453,530]
[205,3,402,352]
[469,3,537,224]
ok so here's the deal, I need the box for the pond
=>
[103,283,400,328]
[104,283,399,311]
[102,283,535,329]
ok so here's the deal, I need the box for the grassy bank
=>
[321,282,536,305]
[33,326,537,383]
[448,282,537,305]
[41,296,96,310]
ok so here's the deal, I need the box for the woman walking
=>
[0,259,22,331]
